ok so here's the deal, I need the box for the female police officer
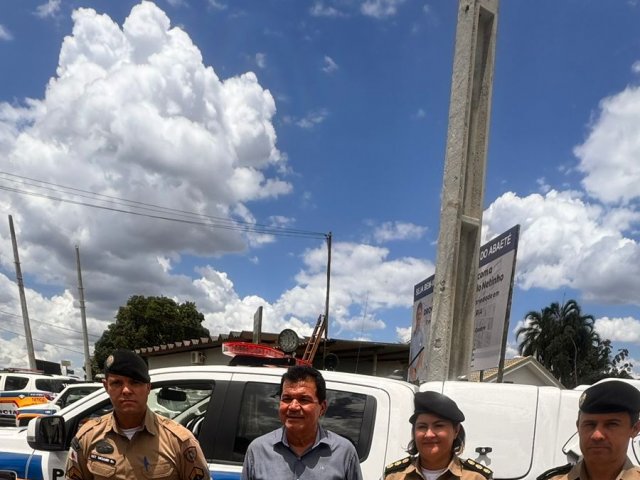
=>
[383,391,492,480]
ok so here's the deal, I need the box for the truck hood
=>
[0,426,30,451]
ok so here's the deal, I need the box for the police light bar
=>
[221,342,312,367]
[222,342,285,359]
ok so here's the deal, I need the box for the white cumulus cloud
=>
[372,221,426,243]
[575,84,640,205]
[0,1,292,368]
[482,190,640,305]
[595,316,640,343]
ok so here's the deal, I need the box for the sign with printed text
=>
[471,225,520,371]
[408,225,520,379]
[408,274,434,383]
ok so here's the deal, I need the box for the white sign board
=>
[408,275,434,383]
[471,225,520,371]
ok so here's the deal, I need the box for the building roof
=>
[136,330,411,364]
[466,356,563,388]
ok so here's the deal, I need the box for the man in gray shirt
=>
[241,365,363,480]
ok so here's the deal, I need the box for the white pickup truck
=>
[0,366,638,480]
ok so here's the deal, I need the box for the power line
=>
[0,171,327,239]
[0,309,101,339]
[0,325,85,355]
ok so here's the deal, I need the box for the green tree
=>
[516,299,631,388]
[92,295,210,372]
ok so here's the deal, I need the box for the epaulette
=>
[157,415,192,442]
[536,463,572,480]
[74,416,104,441]
[384,456,412,475]
[462,458,492,478]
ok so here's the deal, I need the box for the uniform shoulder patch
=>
[462,458,492,478]
[384,456,412,475]
[536,463,572,480]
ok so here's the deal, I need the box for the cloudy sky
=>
[0,0,639,377]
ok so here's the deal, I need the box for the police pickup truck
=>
[0,365,637,480]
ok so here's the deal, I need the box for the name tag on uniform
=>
[89,453,116,465]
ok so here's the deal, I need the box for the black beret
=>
[104,349,150,383]
[409,391,465,424]
[579,380,640,415]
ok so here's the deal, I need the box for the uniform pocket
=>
[142,461,175,479]
[87,460,116,478]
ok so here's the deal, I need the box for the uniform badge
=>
[184,446,197,463]
[189,467,205,480]
[105,355,114,368]
[96,440,114,454]
[67,466,83,480]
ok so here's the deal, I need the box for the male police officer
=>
[538,380,640,480]
[65,349,211,480]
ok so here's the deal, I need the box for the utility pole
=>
[322,232,332,367]
[75,245,92,380]
[8,215,37,370]
[425,0,499,381]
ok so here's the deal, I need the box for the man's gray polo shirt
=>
[241,425,363,480]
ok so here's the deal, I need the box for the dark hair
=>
[279,365,326,403]
[406,422,466,456]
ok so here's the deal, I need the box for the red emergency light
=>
[221,342,311,367]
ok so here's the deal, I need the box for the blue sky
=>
[0,0,639,377]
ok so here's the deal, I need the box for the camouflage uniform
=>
[65,408,210,480]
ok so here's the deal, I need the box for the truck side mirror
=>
[27,415,67,451]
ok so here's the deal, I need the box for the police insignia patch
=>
[105,355,114,368]
[67,466,83,480]
[96,440,114,454]
[462,458,492,479]
[189,467,205,480]
[184,446,197,463]
[384,456,411,475]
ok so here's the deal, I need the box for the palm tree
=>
[516,299,600,388]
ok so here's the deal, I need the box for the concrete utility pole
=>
[8,215,37,370]
[425,0,499,381]
[75,246,92,380]
[322,232,332,367]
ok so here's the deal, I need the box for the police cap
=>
[409,391,465,424]
[579,380,640,415]
[103,349,150,383]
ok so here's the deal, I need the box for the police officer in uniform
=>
[538,380,640,480]
[65,349,211,480]
[384,391,492,480]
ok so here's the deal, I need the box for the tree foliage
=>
[516,299,632,388]
[92,295,210,373]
